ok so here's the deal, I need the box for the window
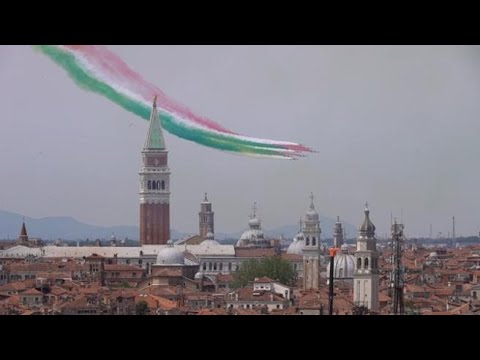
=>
[214,263,217,271]
[132,273,136,277]
[209,263,213,271]
[161,180,165,190]
[312,237,316,246]
[219,263,223,271]
[228,263,232,271]
[294,264,297,270]
[364,257,369,269]
[126,259,130,264]
[203,263,207,271]
[148,180,151,190]
[357,258,362,270]
[276,305,280,309]
[306,237,310,246]
[152,181,157,190]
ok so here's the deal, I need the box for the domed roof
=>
[306,208,319,221]
[201,232,220,246]
[429,252,438,259]
[305,193,319,221]
[156,240,185,265]
[326,252,355,279]
[287,235,305,255]
[359,204,376,237]
[248,217,261,228]
[194,271,203,280]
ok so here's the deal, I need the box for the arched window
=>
[312,237,316,246]
[203,263,207,271]
[152,181,157,190]
[364,257,369,269]
[161,180,165,190]
[306,237,310,246]
[357,258,362,269]
[147,180,151,190]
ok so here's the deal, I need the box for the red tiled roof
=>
[21,288,43,296]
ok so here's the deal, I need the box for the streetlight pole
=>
[328,247,338,315]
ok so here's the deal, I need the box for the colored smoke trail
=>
[34,45,313,159]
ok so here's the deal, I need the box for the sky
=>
[0,45,479,238]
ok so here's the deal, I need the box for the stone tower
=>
[353,204,379,312]
[303,193,322,290]
[333,216,344,248]
[199,193,214,239]
[139,97,170,245]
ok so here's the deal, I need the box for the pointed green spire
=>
[144,95,166,150]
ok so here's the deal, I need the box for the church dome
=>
[236,208,268,247]
[156,240,185,265]
[194,271,203,280]
[326,252,355,279]
[287,233,305,255]
[359,205,376,236]
[201,232,220,246]
[248,217,261,228]
[428,252,438,259]
[236,228,266,247]
[305,209,319,221]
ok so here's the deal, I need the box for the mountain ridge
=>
[0,210,357,242]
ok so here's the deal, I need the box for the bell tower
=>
[199,193,214,239]
[353,203,379,312]
[139,96,170,245]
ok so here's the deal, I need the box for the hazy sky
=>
[1,45,479,238]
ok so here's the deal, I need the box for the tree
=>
[136,300,149,315]
[120,280,132,288]
[232,256,296,288]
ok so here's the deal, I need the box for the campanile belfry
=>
[139,96,170,245]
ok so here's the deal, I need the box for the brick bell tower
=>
[139,96,170,245]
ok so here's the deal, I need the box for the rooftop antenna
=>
[452,216,456,241]
[391,220,405,315]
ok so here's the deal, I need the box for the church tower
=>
[353,204,379,312]
[333,216,344,248]
[199,193,214,239]
[302,193,322,290]
[139,97,170,245]
[17,221,29,245]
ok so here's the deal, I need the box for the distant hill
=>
[0,210,187,241]
[0,210,357,242]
